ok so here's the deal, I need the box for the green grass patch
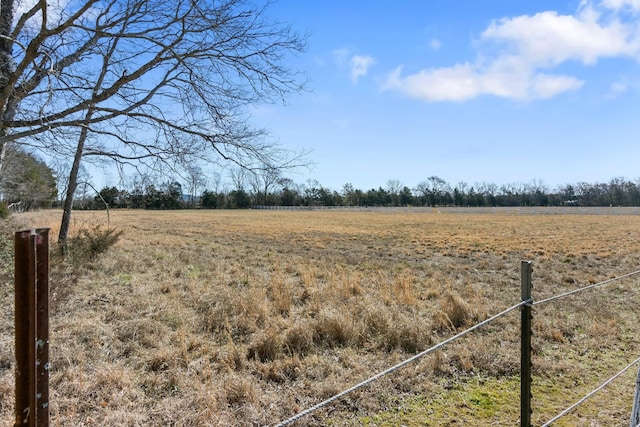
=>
[359,376,521,426]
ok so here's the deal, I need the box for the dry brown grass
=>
[1,209,640,426]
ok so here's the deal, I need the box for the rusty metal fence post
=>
[15,229,50,427]
[521,260,533,427]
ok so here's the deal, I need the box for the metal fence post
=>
[630,365,640,427]
[15,228,50,427]
[521,260,533,427]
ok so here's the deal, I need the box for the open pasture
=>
[2,209,640,426]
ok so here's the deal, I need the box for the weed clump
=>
[433,290,474,333]
[247,328,283,362]
[312,310,358,348]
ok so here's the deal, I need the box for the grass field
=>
[2,209,640,426]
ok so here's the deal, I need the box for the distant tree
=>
[95,186,122,209]
[280,181,301,206]
[161,181,183,209]
[201,190,219,209]
[558,184,577,205]
[342,183,356,206]
[453,182,468,207]
[442,190,453,206]
[280,187,297,206]
[475,181,498,207]
[249,164,283,206]
[364,187,390,206]
[413,181,430,206]
[184,164,207,208]
[608,177,626,206]
[127,174,155,209]
[526,179,550,206]
[399,186,413,206]
[625,180,640,206]
[428,176,449,205]
[303,179,322,206]
[229,189,251,209]
[453,188,465,207]
[142,181,182,209]
[386,179,403,206]
[144,185,160,209]
[467,187,484,207]
[0,144,57,210]
[499,183,525,206]
[229,168,248,192]
[413,176,448,206]
[209,172,223,195]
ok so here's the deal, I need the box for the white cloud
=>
[481,11,637,66]
[350,55,375,83]
[333,48,376,83]
[384,64,480,102]
[429,38,442,50]
[531,74,585,99]
[383,64,584,101]
[382,2,640,102]
[601,0,640,12]
[607,80,629,97]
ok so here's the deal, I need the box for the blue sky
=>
[249,0,640,192]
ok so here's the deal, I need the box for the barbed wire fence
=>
[272,264,640,427]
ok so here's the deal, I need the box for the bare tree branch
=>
[0,0,310,245]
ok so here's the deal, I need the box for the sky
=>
[247,0,640,192]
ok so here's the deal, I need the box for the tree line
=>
[2,149,638,211]
[71,175,640,210]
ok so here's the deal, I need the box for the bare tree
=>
[51,158,70,205]
[228,167,247,192]
[183,163,207,207]
[414,176,447,206]
[386,179,402,206]
[210,170,223,194]
[0,0,308,245]
[248,163,283,205]
[455,181,469,193]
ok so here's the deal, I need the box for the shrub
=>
[68,224,123,262]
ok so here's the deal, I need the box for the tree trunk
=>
[58,117,91,249]
[0,0,15,178]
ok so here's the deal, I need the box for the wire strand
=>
[273,300,527,427]
[540,355,640,427]
[534,269,640,306]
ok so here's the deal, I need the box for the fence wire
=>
[540,355,640,427]
[534,269,640,426]
[273,300,527,427]
[533,269,640,306]
[273,267,640,426]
